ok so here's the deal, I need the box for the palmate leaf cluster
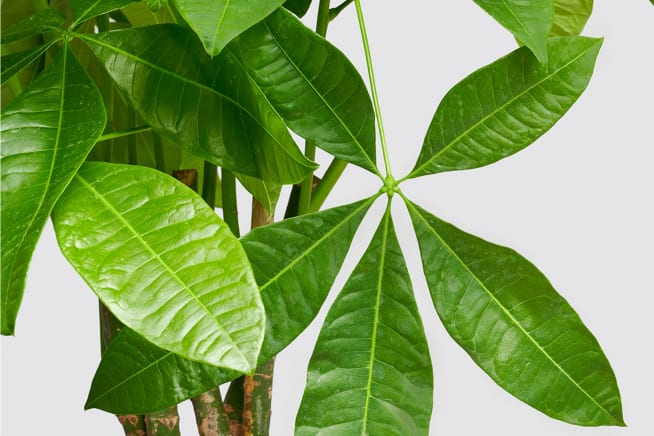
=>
[0,0,623,433]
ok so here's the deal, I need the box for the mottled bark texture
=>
[191,388,232,436]
[145,406,181,435]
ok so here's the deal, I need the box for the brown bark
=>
[190,388,232,436]
[242,358,276,436]
[145,406,181,436]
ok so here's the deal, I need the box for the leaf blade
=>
[172,0,285,56]
[52,162,265,372]
[230,8,378,174]
[81,24,315,184]
[473,0,553,63]
[409,36,602,179]
[85,198,373,414]
[296,206,433,435]
[70,0,135,28]
[551,0,593,36]
[406,200,624,426]
[1,46,106,334]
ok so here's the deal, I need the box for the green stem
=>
[202,162,218,209]
[145,406,181,436]
[354,0,392,179]
[96,14,110,32]
[329,0,354,21]
[310,158,347,212]
[96,126,152,142]
[223,377,245,435]
[153,134,165,172]
[190,388,231,436]
[242,358,275,436]
[316,0,332,36]
[221,168,240,237]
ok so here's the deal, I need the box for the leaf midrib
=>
[361,204,391,434]
[409,39,596,178]
[74,173,249,367]
[3,46,69,329]
[406,200,617,422]
[257,196,376,292]
[261,16,378,174]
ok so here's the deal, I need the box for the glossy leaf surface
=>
[473,0,552,63]
[406,200,624,426]
[70,0,135,28]
[296,207,433,435]
[0,8,64,43]
[230,8,378,174]
[1,43,53,85]
[1,46,105,334]
[82,25,315,183]
[52,162,265,372]
[172,0,285,56]
[551,0,593,36]
[237,174,281,216]
[86,328,224,413]
[409,37,602,179]
[86,198,373,413]
[284,0,312,17]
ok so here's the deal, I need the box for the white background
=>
[2,1,653,435]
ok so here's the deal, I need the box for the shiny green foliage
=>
[70,0,135,28]
[409,37,602,179]
[242,197,375,358]
[1,47,106,334]
[296,206,433,435]
[473,0,553,63]
[81,24,315,184]
[0,8,64,43]
[85,327,225,414]
[173,0,285,56]
[551,0,593,36]
[52,162,265,372]
[0,1,626,433]
[406,200,624,426]
[85,199,372,413]
[230,8,378,174]
[284,0,313,17]
[1,43,54,85]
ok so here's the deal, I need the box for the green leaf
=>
[409,36,602,179]
[85,328,225,412]
[236,174,281,216]
[284,0,312,17]
[172,0,285,56]
[230,8,378,174]
[81,24,315,184]
[551,0,593,36]
[0,8,65,43]
[1,43,53,85]
[70,0,135,28]
[405,200,624,426]
[1,46,106,335]
[296,205,433,435]
[473,0,553,63]
[142,0,168,12]
[85,198,373,414]
[52,162,265,372]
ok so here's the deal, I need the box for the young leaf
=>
[70,0,135,28]
[0,8,65,43]
[405,200,624,426]
[230,8,378,174]
[1,46,106,335]
[172,0,285,56]
[52,162,265,373]
[1,43,53,85]
[296,205,433,435]
[473,0,553,63]
[85,198,374,414]
[408,37,602,179]
[81,25,315,184]
[551,0,593,36]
